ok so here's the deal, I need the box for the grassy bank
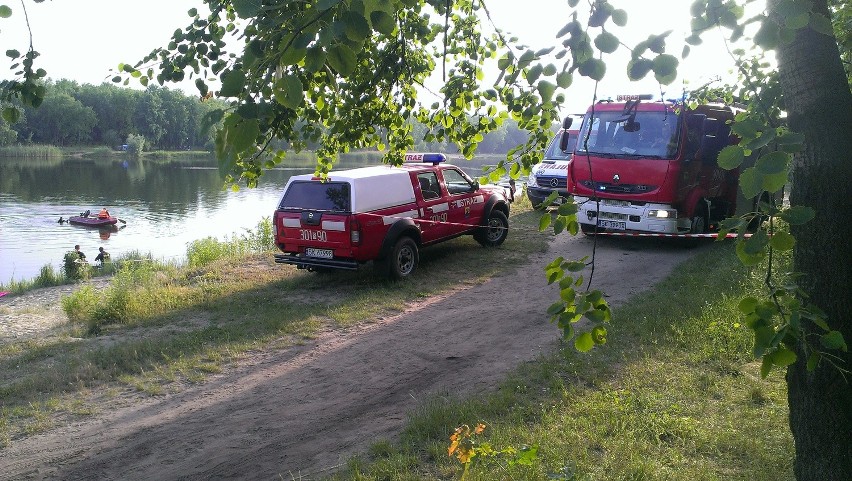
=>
[0,200,548,446]
[0,144,63,159]
[330,243,793,480]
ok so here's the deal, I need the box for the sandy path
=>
[0,233,699,480]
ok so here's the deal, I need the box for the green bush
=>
[63,252,91,280]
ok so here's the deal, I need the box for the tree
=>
[768,0,852,477]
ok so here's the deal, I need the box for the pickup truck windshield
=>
[576,110,680,159]
[279,181,351,212]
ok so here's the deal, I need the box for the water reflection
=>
[0,155,309,283]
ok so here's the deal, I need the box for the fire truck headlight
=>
[648,209,677,219]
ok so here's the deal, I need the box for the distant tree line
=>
[1,79,226,151]
[0,79,547,155]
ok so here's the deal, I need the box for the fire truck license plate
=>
[598,220,626,230]
[305,248,333,259]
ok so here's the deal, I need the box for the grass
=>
[328,240,794,480]
[0,198,548,445]
[0,144,64,159]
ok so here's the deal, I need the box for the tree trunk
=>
[770,1,852,479]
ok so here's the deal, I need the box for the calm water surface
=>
[0,156,314,283]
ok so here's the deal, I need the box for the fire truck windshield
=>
[576,111,680,159]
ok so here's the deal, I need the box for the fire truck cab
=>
[570,95,743,235]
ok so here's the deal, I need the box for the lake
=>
[0,155,312,283]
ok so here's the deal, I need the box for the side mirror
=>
[559,130,571,152]
[473,180,480,190]
[562,116,574,130]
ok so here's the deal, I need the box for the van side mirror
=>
[559,130,571,152]
[562,116,574,130]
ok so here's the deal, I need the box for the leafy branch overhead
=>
[104,0,685,188]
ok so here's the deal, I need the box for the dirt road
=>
[0,233,701,480]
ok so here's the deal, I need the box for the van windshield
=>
[576,111,680,159]
[544,130,577,160]
[279,181,351,212]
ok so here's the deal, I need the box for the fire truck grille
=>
[581,181,656,194]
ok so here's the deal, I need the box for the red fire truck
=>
[567,95,747,235]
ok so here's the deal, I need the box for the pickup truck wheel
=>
[475,210,509,247]
[386,236,419,280]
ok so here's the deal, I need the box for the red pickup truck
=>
[273,153,513,279]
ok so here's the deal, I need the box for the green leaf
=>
[717,145,745,170]
[738,296,759,314]
[769,231,795,251]
[0,5,11,18]
[594,32,619,54]
[806,352,820,371]
[557,202,578,216]
[5,49,20,59]
[754,17,780,50]
[772,347,797,367]
[651,54,678,84]
[627,58,652,81]
[736,237,767,266]
[370,11,396,35]
[556,71,573,88]
[760,355,773,378]
[547,302,565,316]
[611,9,627,27]
[762,170,788,194]
[755,151,789,175]
[591,325,607,344]
[231,0,262,19]
[809,13,834,35]
[219,68,246,97]
[575,332,595,352]
[786,13,809,30]
[2,106,20,123]
[327,44,357,76]
[343,11,370,42]
[274,75,304,109]
[304,47,327,72]
[317,0,343,10]
[578,58,606,81]
[821,331,848,352]
[527,64,543,84]
[537,80,556,103]
[538,212,552,231]
[779,206,815,225]
[738,167,762,199]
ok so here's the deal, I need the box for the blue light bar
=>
[404,152,447,165]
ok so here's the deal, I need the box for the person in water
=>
[74,245,86,261]
[98,207,111,219]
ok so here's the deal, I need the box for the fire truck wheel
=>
[690,203,709,234]
[580,223,598,236]
[475,210,509,247]
[386,236,419,280]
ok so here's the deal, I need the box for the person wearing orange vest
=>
[98,207,111,219]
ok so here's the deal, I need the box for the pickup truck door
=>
[441,167,486,236]
[414,171,454,242]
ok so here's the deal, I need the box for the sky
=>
[1,0,760,114]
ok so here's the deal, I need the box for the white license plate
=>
[305,248,333,259]
[597,220,626,230]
